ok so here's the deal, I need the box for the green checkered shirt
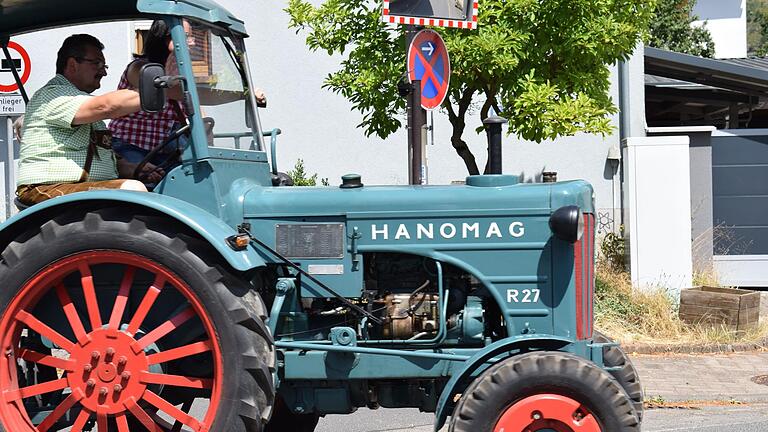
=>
[17,74,118,186]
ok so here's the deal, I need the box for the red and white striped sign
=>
[382,1,479,30]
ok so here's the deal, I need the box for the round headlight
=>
[549,205,583,243]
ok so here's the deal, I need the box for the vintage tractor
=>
[0,1,642,431]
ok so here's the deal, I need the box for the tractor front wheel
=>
[449,351,639,432]
[0,209,274,432]
[593,331,643,422]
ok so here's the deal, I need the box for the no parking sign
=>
[407,29,450,110]
[0,41,30,115]
[0,41,30,93]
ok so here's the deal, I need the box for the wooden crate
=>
[679,286,761,331]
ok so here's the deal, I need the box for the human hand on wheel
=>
[117,159,165,183]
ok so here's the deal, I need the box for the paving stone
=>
[631,352,768,401]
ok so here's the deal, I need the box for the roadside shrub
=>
[287,159,329,186]
[599,229,626,272]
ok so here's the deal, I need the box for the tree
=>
[287,0,655,175]
[647,0,715,57]
[748,0,768,56]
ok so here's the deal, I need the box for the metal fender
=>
[434,335,572,431]
[0,190,265,272]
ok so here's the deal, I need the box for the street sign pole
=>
[405,26,426,185]
[2,117,13,218]
[0,40,30,219]
[393,4,464,186]
[408,80,426,185]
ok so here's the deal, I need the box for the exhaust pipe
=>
[483,115,508,174]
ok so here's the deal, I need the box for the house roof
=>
[0,0,247,38]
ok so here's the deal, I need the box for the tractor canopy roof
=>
[0,0,247,38]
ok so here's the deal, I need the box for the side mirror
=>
[139,63,167,113]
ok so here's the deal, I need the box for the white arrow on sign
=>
[421,42,434,57]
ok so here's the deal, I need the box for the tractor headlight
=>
[549,205,583,243]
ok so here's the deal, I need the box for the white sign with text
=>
[0,94,24,115]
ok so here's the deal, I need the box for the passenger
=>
[108,20,190,179]
[16,34,162,205]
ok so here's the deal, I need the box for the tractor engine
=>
[364,253,480,344]
[280,253,488,347]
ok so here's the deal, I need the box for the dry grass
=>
[692,269,721,287]
[594,265,768,346]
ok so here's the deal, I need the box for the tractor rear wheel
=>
[449,351,640,432]
[593,331,644,422]
[0,209,275,432]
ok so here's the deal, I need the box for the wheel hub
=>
[67,328,149,415]
[494,394,601,432]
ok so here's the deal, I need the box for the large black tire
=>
[449,351,640,432]
[593,331,644,422]
[264,396,320,432]
[0,209,275,432]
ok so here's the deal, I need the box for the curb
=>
[643,394,768,404]
[620,339,768,355]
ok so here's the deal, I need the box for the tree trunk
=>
[447,89,480,175]
[452,134,480,175]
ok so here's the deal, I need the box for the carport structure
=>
[644,47,768,286]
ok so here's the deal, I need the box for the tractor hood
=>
[242,177,595,219]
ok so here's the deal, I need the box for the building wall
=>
[693,0,747,58]
[1,2,646,229]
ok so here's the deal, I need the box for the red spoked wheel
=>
[0,251,221,431]
[0,210,274,432]
[449,351,639,432]
[494,394,601,432]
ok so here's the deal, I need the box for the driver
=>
[16,34,163,205]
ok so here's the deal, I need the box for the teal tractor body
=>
[0,1,642,431]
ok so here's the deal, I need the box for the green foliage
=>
[287,159,329,186]
[286,0,655,174]
[600,231,627,272]
[595,272,645,326]
[748,0,768,56]
[647,0,715,57]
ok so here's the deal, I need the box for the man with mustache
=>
[16,34,162,205]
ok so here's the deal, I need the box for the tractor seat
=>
[14,197,30,212]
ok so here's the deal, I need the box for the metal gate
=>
[712,129,768,287]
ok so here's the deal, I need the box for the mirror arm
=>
[153,75,195,117]
[154,75,186,90]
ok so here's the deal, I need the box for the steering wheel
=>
[133,124,191,181]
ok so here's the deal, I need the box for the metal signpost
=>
[0,40,30,219]
[383,1,476,185]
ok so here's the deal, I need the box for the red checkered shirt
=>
[108,60,178,151]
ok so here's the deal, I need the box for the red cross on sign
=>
[407,29,450,110]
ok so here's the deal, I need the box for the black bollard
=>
[483,115,508,174]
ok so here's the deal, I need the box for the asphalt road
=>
[316,403,768,432]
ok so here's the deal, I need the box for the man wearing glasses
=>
[16,34,161,205]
